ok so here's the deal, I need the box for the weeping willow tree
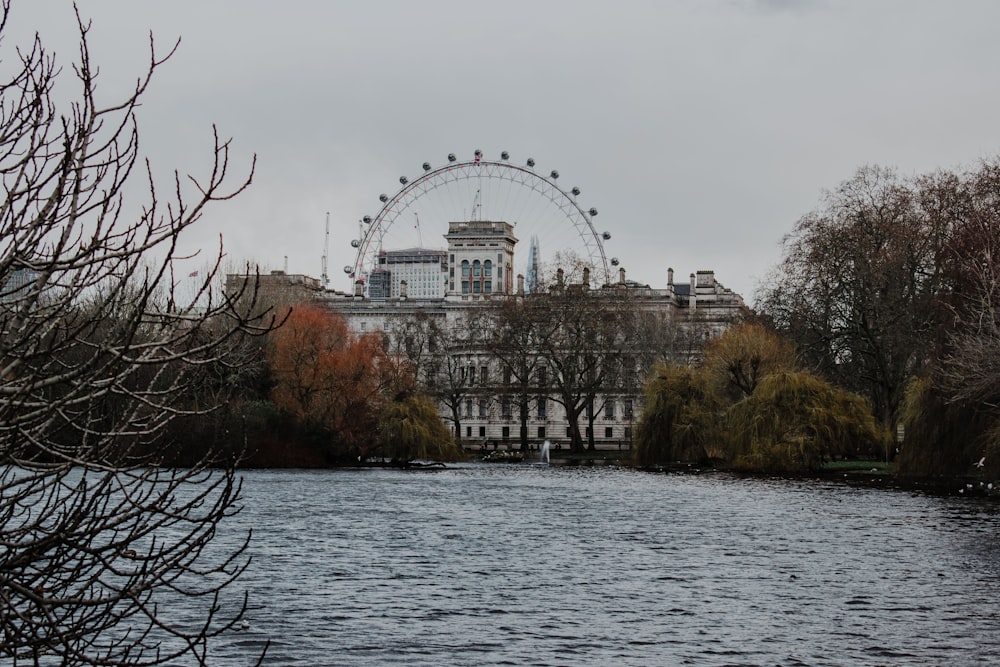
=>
[634,362,723,466]
[724,371,890,473]
[376,394,465,464]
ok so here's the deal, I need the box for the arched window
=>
[473,260,481,277]
[461,260,470,277]
[484,259,492,277]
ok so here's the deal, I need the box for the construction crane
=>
[320,211,330,286]
[471,188,481,221]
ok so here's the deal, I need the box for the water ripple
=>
[205,465,1000,665]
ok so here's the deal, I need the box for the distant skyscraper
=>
[526,235,540,294]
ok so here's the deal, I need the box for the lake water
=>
[210,464,1000,666]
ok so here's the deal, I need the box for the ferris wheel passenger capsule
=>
[602,231,611,240]
[363,215,372,224]
[448,153,456,162]
[589,207,598,216]
[474,149,482,158]
[343,265,353,274]
[379,194,388,202]
[501,151,509,160]
[611,257,620,266]
[571,187,581,196]
[527,158,535,167]
[422,162,431,171]
[351,239,360,248]
[550,170,559,179]
[399,176,408,185]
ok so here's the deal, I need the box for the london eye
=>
[343,150,615,293]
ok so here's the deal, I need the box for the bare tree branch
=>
[0,4,273,664]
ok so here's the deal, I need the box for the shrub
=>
[376,394,465,463]
[724,371,890,472]
[634,362,723,466]
[896,376,1000,478]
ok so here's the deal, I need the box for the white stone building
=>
[234,218,746,452]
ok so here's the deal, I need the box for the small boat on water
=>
[482,449,524,463]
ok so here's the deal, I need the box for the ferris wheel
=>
[342,150,616,292]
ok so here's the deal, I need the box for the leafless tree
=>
[758,165,946,427]
[933,161,1000,406]
[0,4,274,664]
[390,311,480,443]
[486,295,559,451]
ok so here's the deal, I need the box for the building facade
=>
[371,247,449,300]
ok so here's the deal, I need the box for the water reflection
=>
[211,465,1000,665]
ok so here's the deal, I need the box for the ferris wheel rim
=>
[348,156,611,287]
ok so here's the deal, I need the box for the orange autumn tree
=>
[268,305,388,459]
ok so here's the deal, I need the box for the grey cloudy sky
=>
[7,1,1000,302]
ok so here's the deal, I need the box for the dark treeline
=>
[759,162,1000,479]
[639,162,1000,479]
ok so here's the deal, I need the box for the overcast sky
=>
[7,1,1000,303]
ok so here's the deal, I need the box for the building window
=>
[473,260,481,277]
[537,366,547,386]
[585,426,592,438]
[461,260,470,277]
[484,259,492,277]
[468,365,476,385]
[480,366,488,384]
[479,426,486,437]
[605,426,613,438]
[604,400,614,420]
[484,280,492,294]
[466,426,472,437]
[502,426,510,440]
[479,399,488,418]
[501,398,511,417]
[623,356,636,386]
[624,399,633,418]
[537,396,547,418]
[503,367,512,385]
[466,399,473,418]
[537,426,546,439]
[462,281,469,294]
